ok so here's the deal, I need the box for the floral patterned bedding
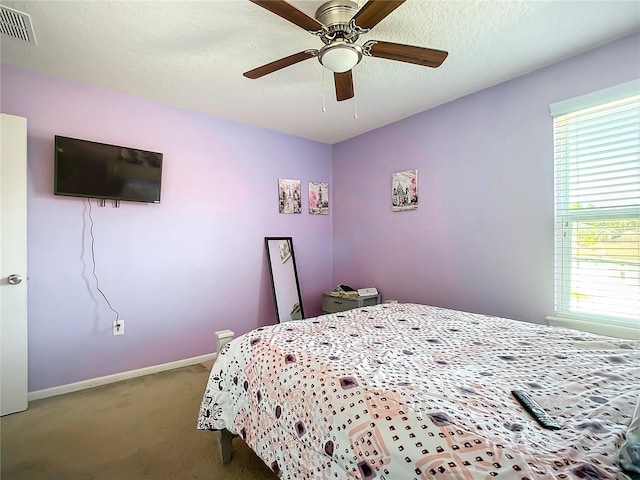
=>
[197,303,640,479]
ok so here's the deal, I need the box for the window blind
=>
[552,88,639,331]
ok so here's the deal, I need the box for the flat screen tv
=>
[54,135,163,204]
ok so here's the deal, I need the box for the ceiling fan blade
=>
[334,71,354,102]
[352,0,405,30]
[243,50,318,79]
[365,41,448,68]
[250,0,324,32]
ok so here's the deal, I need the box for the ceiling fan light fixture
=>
[318,42,362,73]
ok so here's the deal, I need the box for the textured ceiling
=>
[1,1,639,144]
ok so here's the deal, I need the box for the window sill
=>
[546,315,639,340]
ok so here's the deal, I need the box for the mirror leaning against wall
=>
[265,237,304,323]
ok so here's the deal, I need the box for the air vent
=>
[0,5,37,45]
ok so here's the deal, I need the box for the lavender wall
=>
[0,64,333,391]
[332,33,640,325]
[2,33,637,392]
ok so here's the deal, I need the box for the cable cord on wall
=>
[86,198,120,324]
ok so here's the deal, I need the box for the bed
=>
[197,303,640,479]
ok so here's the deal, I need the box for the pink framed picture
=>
[308,181,329,215]
[278,178,301,214]
[392,169,418,211]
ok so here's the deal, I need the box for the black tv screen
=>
[54,136,163,203]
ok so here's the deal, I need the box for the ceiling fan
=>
[244,0,448,102]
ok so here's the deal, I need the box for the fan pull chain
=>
[354,93,358,119]
[322,68,326,113]
[353,70,358,119]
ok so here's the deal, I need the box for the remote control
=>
[511,390,561,430]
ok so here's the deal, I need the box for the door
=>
[1,113,28,415]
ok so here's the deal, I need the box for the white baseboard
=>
[28,352,216,402]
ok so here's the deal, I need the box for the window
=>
[550,81,639,339]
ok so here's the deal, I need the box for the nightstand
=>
[322,292,381,314]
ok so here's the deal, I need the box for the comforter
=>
[197,303,639,479]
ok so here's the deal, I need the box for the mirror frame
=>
[264,237,305,323]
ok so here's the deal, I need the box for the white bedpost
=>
[215,329,234,354]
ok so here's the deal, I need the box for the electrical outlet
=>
[113,319,124,336]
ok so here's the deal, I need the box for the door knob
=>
[8,274,23,285]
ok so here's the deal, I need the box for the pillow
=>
[620,393,640,478]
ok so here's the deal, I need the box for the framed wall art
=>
[392,169,418,212]
[278,239,292,263]
[308,181,329,215]
[278,178,301,214]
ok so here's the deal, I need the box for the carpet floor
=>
[1,364,278,480]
